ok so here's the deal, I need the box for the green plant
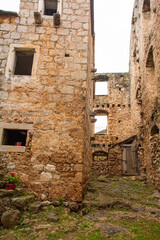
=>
[153,7,156,13]
[3,172,20,184]
[58,198,64,205]
[55,205,64,216]
[47,205,53,212]
[153,111,159,118]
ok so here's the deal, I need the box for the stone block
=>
[40,172,52,182]
[11,32,20,39]
[44,164,56,172]
[12,195,35,210]
[1,210,20,228]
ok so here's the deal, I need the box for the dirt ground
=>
[0,175,160,240]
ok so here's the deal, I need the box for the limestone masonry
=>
[0,0,159,202]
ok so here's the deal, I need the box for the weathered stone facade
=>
[92,0,160,190]
[129,0,160,189]
[0,0,159,201]
[0,0,94,202]
[91,73,134,176]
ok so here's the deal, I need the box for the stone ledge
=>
[0,10,18,17]
[0,122,33,130]
[0,145,26,153]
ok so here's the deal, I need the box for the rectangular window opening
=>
[2,129,27,146]
[95,115,108,134]
[44,0,58,16]
[14,50,34,76]
[95,81,108,96]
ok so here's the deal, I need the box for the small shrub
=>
[153,7,156,13]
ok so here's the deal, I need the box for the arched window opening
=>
[151,125,159,136]
[94,113,108,134]
[146,46,154,67]
[95,81,108,96]
[93,151,108,161]
[142,0,150,13]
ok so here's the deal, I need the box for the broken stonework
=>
[28,202,42,213]
[12,195,35,210]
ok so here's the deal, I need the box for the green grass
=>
[54,205,65,216]
[75,231,105,240]
[46,231,65,240]
[117,218,160,240]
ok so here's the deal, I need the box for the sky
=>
[0,0,134,73]
[0,0,134,130]
[0,0,20,12]
[94,0,134,73]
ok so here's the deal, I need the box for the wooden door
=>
[122,143,138,175]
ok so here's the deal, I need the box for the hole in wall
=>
[65,53,70,57]
[2,129,27,146]
[151,125,159,136]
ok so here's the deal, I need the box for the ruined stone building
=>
[92,0,160,191]
[0,0,159,203]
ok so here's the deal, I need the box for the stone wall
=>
[108,145,122,177]
[91,73,134,176]
[0,0,94,201]
[130,0,160,189]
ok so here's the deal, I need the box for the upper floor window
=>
[95,81,108,96]
[95,115,108,134]
[142,0,150,13]
[44,0,57,16]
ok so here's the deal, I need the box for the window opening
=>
[44,0,58,16]
[146,46,154,67]
[142,0,150,13]
[2,129,27,146]
[14,50,34,75]
[95,115,107,134]
[95,81,108,96]
[93,151,108,161]
[151,125,159,136]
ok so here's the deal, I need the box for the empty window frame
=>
[14,50,34,76]
[95,81,108,96]
[146,46,154,67]
[2,129,27,146]
[44,0,58,16]
[142,0,150,13]
[5,44,39,78]
[95,115,108,134]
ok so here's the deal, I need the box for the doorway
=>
[122,140,138,175]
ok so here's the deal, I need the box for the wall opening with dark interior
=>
[142,0,150,13]
[2,129,27,146]
[146,46,154,68]
[151,125,159,136]
[14,50,34,75]
[44,0,57,16]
